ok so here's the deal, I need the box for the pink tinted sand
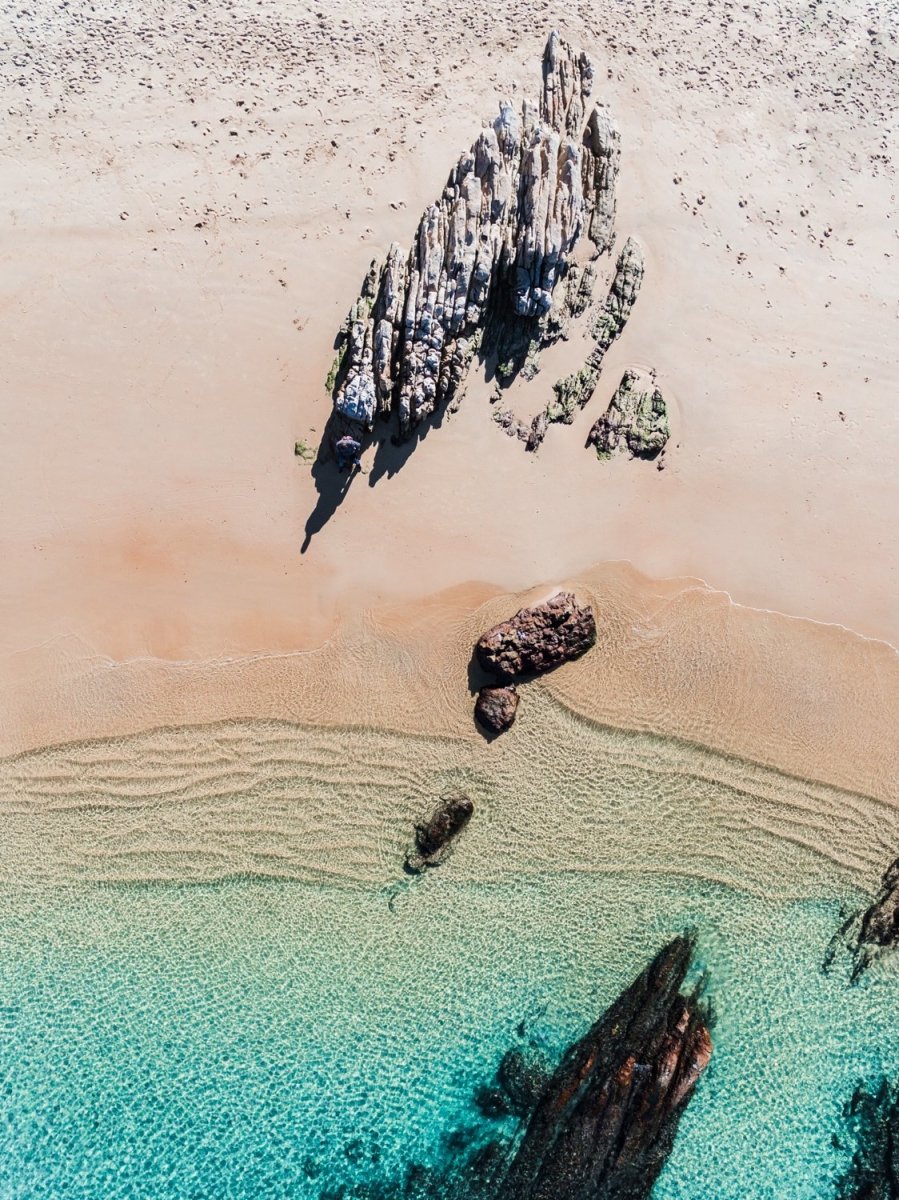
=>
[0,0,896,766]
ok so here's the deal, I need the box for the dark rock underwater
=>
[315,935,711,1200]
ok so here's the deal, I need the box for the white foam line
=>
[575,557,899,660]
[3,570,897,675]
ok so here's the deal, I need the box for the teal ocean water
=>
[1,701,898,1198]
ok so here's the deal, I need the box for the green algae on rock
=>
[587,368,670,461]
[317,32,625,474]
[538,236,646,442]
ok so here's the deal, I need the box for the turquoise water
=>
[1,709,897,1198]
[2,871,898,1199]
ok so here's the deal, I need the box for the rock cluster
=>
[826,856,899,982]
[587,368,670,460]
[404,791,474,874]
[326,32,621,445]
[544,236,646,429]
[473,591,595,736]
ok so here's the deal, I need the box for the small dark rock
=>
[475,685,519,734]
[496,1048,553,1117]
[475,1085,514,1119]
[404,791,474,874]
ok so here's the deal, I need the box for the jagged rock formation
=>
[476,592,596,682]
[587,368,670,460]
[474,685,520,735]
[321,936,710,1200]
[497,935,711,1200]
[585,106,621,254]
[826,858,899,982]
[835,1080,899,1199]
[543,236,645,431]
[326,32,622,450]
[404,791,474,874]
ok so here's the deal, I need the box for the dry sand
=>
[1,0,897,776]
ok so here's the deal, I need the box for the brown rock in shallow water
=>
[497,935,711,1200]
[475,686,520,734]
[359,937,709,1200]
[476,592,596,682]
[405,792,474,874]
[826,857,899,982]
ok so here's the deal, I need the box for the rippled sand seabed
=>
[2,564,897,899]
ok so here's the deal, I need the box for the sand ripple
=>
[1,689,894,902]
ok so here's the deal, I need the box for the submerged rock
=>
[321,937,710,1200]
[587,368,670,460]
[835,1079,899,1199]
[404,792,474,874]
[826,857,899,982]
[326,32,621,445]
[497,935,711,1200]
[475,592,596,682]
[495,1047,553,1117]
[475,685,520,735]
[476,1046,553,1120]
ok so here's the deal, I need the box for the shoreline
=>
[1,560,896,810]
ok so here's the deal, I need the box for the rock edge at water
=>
[475,591,596,683]
[404,791,474,874]
[319,934,711,1200]
[826,856,899,982]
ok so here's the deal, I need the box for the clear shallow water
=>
[1,708,897,1198]
[2,872,899,1199]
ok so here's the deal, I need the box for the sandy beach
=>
[2,0,897,770]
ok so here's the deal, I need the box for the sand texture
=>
[1,0,897,781]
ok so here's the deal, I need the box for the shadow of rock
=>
[366,405,448,487]
[301,399,455,550]
[300,410,365,553]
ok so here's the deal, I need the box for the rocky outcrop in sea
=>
[321,935,711,1200]
[825,857,899,982]
[835,1079,899,1199]
[496,934,711,1200]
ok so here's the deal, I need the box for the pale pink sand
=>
[0,0,896,770]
